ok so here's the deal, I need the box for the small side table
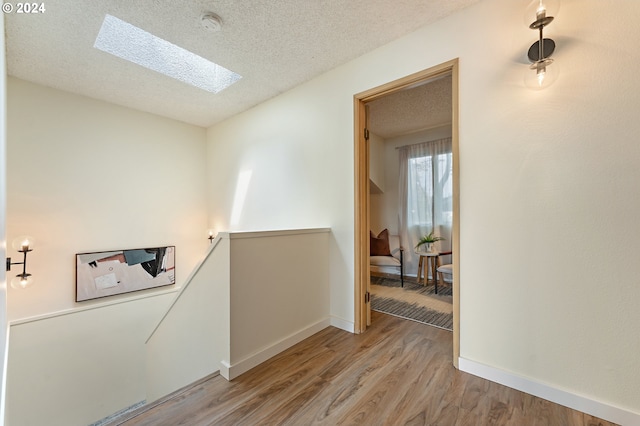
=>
[416,251,441,291]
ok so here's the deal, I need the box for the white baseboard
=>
[219,360,231,381]
[223,318,331,380]
[458,357,639,426]
[330,316,354,333]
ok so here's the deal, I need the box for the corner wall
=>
[7,293,175,426]
[6,77,208,320]
[205,0,640,421]
[205,89,353,328]
[227,228,330,378]
[368,131,385,193]
[145,228,331,401]
[5,77,209,425]
[146,238,230,403]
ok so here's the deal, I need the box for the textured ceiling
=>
[368,75,452,139]
[5,0,479,128]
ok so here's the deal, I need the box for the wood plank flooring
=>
[117,312,616,426]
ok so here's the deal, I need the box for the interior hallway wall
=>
[6,77,208,320]
[368,131,385,194]
[205,0,640,418]
[205,84,351,326]
[5,78,209,424]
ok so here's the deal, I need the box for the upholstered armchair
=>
[369,229,404,287]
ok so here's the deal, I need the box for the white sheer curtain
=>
[398,137,453,277]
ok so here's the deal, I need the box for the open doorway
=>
[354,59,460,365]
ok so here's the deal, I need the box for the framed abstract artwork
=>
[76,246,175,302]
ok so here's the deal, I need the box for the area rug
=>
[371,275,453,296]
[370,275,453,331]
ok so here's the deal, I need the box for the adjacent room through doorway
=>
[354,59,460,364]
[366,73,453,331]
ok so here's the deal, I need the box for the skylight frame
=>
[94,14,241,94]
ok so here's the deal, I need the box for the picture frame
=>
[76,246,175,302]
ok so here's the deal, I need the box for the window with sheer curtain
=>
[399,137,453,275]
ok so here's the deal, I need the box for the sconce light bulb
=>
[11,274,34,289]
[12,235,35,252]
[525,0,560,25]
[525,59,558,90]
[536,2,546,19]
[537,68,546,87]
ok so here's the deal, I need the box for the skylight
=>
[94,14,241,93]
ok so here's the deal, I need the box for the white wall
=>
[146,228,330,401]
[205,86,353,327]
[6,78,209,320]
[146,237,230,403]
[227,229,330,378]
[205,0,640,420]
[7,293,175,426]
[368,131,385,193]
[0,15,8,426]
[5,78,210,424]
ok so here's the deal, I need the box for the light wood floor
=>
[118,312,616,426]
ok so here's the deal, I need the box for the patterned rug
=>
[371,275,453,331]
[371,275,453,296]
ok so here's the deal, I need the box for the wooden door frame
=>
[354,58,461,367]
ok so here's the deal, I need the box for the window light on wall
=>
[94,14,242,93]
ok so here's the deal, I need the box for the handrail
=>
[146,236,222,343]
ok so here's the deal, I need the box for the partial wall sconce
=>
[525,0,560,90]
[208,230,215,244]
[6,236,35,289]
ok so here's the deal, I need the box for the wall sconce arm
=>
[6,236,35,288]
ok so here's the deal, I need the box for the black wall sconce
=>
[208,230,215,244]
[6,236,35,289]
[525,0,559,89]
